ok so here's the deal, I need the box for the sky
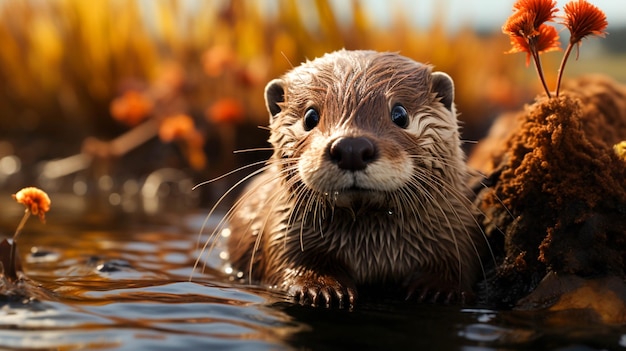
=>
[356,0,626,32]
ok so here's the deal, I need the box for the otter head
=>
[264,50,464,209]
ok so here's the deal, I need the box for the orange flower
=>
[502,10,538,38]
[206,98,244,124]
[502,0,559,46]
[186,131,207,170]
[110,90,153,126]
[503,0,560,97]
[534,25,561,53]
[158,114,207,170]
[507,24,561,65]
[12,187,51,222]
[555,0,608,97]
[202,45,237,78]
[513,0,558,28]
[503,0,557,37]
[158,114,196,143]
[562,0,608,46]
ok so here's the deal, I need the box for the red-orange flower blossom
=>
[506,24,561,66]
[563,0,608,45]
[503,0,560,97]
[110,90,154,127]
[158,114,206,170]
[206,98,245,124]
[513,0,558,28]
[159,114,196,143]
[502,0,607,98]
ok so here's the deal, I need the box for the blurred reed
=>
[0,0,539,178]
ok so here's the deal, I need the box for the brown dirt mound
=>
[471,74,626,307]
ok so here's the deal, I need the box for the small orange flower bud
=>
[12,187,51,223]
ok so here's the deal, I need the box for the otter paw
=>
[405,274,474,305]
[287,275,357,308]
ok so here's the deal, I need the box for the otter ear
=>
[431,72,454,112]
[265,79,285,119]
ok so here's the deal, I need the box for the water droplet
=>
[387,209,394,215]
[220,228,231,238]
[219,251,230,260]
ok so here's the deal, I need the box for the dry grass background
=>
[0,0,618,184]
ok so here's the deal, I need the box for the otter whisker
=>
[192,159,269,191]
[233,147,274,154]
[192,164,273,275]
[412,175,463,263]
[194,156,297,275]
[248,181,288,281]
[408,164,492,289]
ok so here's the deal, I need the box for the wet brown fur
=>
[225,50,485,306]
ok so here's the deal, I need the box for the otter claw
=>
[288,276,357,308]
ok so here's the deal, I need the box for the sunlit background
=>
[0,0,624,218]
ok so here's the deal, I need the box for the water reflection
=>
[0,214,303,350]
[0,212,624,350]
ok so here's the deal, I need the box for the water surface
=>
[0,211,624,350]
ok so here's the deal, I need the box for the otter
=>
[224,50,484,307]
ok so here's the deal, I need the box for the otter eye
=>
[303,108,320,131]
[391,104,409,128]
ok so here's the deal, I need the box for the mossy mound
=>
[471,75,626,311]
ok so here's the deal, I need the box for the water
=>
[0,212,624,350]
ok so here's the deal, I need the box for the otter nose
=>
[328,136,377,171]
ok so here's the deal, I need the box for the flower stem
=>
[9,209,30,278]
[530,42,552,98]
[555,42,575,98]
